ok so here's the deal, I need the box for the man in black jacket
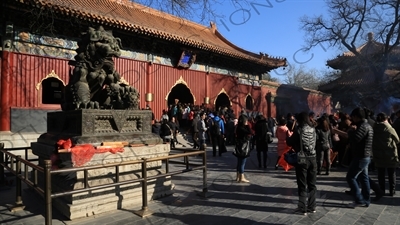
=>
[286,112,317,215]
[191,113,200,149]
[160,119,172,144]
[168,117,179,148]
[152,120,161,136]
[346,107,373,207]
[255,115,269,168]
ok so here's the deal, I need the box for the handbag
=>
[297,149,307,165]
[234,140,250,158]
[284,149,298,166]
[284,129,307,166]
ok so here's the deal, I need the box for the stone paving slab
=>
[1,135,400,225]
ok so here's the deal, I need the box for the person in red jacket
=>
[275,118,293,170]
[247,116,256,150]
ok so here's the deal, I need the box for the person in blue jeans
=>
[234,115,252,183]
[346,107,374,207]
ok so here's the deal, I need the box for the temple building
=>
[320,32,400,114]
[1,0,331,146]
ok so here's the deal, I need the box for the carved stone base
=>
[31,142,172,220]
[31,109,171,220]
[42,109,162,145]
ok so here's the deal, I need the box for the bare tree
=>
[261,73,279,83]
[300,0,400,108]
[318,69,342,85]
[132,0,247,23]
[282,64,322,90]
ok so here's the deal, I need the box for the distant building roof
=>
[323,32,400,97]
[327,32,400,69]
[13,0,286,69]
[319,69,400,98]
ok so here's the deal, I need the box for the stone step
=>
[0,131,40,148]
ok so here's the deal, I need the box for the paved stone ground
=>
[1,134,400,225]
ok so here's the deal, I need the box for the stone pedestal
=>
[31,109,172,220]
[40,109,162,145]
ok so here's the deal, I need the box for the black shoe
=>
[325,172,330,175]
[345,190,352,196]
[275,165,278,170]
[307,208,316,213]
[374,191,384,202]
[294,208,307,216]
[317,171,321,175]
[348,202,368,208]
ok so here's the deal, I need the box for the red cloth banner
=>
[55,139,124,167]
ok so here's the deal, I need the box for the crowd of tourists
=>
[269,108,399,215]
[266,108,399,215]
[149,103,276,181]
[149,103,236,149]
[148,102,400,216]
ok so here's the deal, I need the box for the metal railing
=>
[0,144,210,225]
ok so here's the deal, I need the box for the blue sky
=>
[211,0,340,79]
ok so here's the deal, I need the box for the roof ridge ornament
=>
[110,0,130,5]
[210,22,217,33]
[368,32,374,42]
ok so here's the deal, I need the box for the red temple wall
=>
[9,52,69,109]
[1,51,331,132]
[274,84,331,118]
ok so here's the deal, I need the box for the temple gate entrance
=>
[245,95,254,111]
[167,83,194,106]
[215,93,231,111]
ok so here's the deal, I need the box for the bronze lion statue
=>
[63,26,139,110]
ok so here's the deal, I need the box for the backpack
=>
[211,119,222,136]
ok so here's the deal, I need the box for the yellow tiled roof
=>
[15,0,286,69]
